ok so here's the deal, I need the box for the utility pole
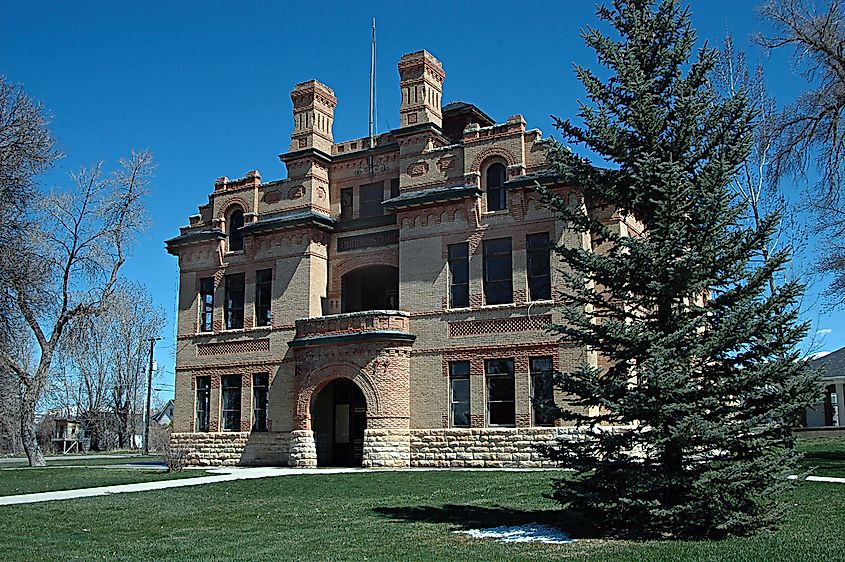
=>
[143,336,161,456]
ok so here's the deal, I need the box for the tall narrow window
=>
[527,233,552,301]
[222,375,241,431]
[225,273,245,330]
[486,359,515,426]
[195,376,210,432]
[485,162,507,211]
[255,269,272,327]
[252,373,269,432]
[340,187,354,219]
[199,277,214,332]
[359,182,384,218]
[390,177,400,199]
[449,361,471,427]
[228,208,245,251]
[448,243,470,308]
[530,356,556,426]
[483,238,513,305]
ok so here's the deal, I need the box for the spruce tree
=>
[539,0,820,538]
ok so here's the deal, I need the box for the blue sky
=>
[2,1,842,400]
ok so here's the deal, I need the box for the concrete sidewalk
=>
[0,467,368,506]
[3,467,842,507]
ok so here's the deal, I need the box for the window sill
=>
[193,325,273,337]
[224,250,245,256]
[482,209,509,216]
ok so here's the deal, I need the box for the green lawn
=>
[797,437,845,477]
[0,467,206,497]
[0,469,843,561]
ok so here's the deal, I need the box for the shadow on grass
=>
[372,504,603,539]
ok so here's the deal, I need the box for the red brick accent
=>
[196,339,270,356]
[448,314,551,338]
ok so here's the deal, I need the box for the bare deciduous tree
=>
[53,282,164,450]
[0,76,61,344]
[759,0,845,304]
[0,152,153,466]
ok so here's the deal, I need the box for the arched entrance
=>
[312,378,367,467]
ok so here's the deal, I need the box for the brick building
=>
[167,50,625,468]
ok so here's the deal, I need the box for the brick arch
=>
[330,251,399,295]
[217,197,249,220]
[294,362,381,429]
[469,147,518,174]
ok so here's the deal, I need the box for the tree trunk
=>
[20,392,45,467]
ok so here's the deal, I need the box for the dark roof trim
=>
[389,122,446,138]
[239,210,335,235]
[289,330,416,348]
[278,147,333,164]
[383,185,481,210]
[334,214,396,232]
[503,171,562,190]
[442,101,495,127]
[165,229,226,252]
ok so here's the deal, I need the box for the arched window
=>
[485,163,507,211]
[227,208,245,252]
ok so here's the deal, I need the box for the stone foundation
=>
[362,429,410,468]
[289,429,318,467]
[170,431,290,466]
[409,427,585,468]
[172,426,594,468]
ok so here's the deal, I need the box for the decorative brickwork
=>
[448,314,551,338]
[164,49,617,468]
[197,339,270,356]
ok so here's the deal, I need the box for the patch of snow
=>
[455,524,574,545]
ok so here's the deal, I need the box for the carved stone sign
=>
[337,229,399,252]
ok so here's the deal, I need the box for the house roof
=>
[813,347,845,380]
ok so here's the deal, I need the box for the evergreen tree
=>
[538,0,820,538]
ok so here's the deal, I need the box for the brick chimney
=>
[289,80,336,154]
[398,50,445,129]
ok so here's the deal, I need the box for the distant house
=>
[803,347,845,428]
[152,400,174,427]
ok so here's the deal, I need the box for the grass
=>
[0,467,207,497]
[0,467,843,561]
[796,437,845,477]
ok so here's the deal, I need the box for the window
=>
[253,373,269,432]
[486,359,515,426]
[485,162,507,211]
[527,233,552,301]
[448,243,470,308]
[483,238,513,305]
[530,356,556,426]
[195,376,210,432]
[340,187,353,219]
[359,182,384,218]
[222,375,241,431]
[227,208,245,251]
[255,269,272,327]
[199,277,214,332]
[390,177,400,199]
[225,273,245,330]
[449,361,471,427]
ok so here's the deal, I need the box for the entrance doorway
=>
[341,266,399,312]
[312,378,367,466]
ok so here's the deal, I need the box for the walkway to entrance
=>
[312,378,367,467]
